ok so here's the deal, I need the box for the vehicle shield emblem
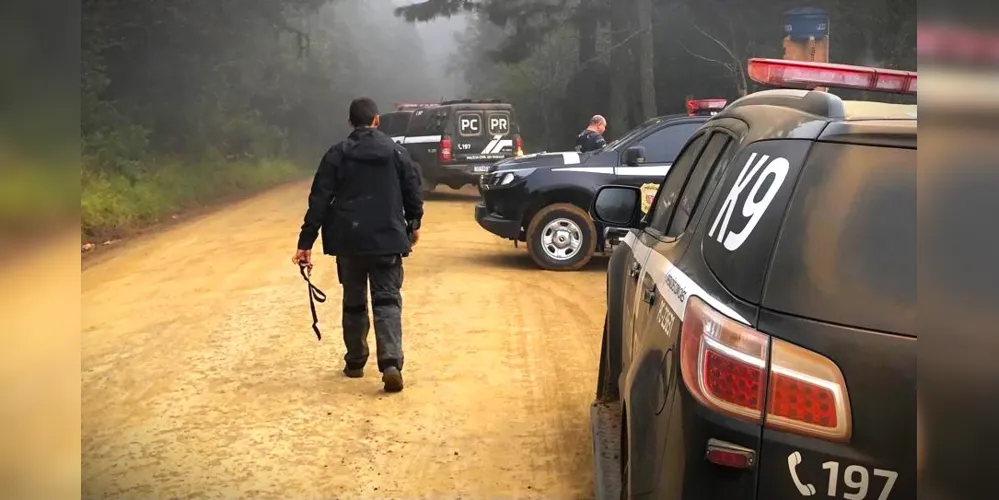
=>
[640,183,660,213]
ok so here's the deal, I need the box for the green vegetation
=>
[81,159,310,240]
[80,0,443,243]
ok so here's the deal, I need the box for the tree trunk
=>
[635,0,656,119]
[575,0,598,120]
[608,0,631,138]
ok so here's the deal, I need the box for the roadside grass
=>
[81,159,310,241]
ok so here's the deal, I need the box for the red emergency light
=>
[687,98,728,116]
[394,102,436,111]
[747,58,917,94]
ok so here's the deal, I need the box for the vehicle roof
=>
[716,89,916,147]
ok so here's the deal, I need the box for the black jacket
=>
[297,128,424,256]
[575,129,606,153]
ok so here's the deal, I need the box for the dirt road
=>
[82,183,607,499]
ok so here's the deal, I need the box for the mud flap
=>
[591,400,623,500]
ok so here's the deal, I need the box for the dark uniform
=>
[297,127,424,378]
[575,129,606,153]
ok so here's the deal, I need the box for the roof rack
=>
[439,98,506,105]
[394,103,437,111]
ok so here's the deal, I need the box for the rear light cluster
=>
[680,297,852,441]
[747,58,916,95]
[515,135,524,156]
[687,98,728,116]
[439,136,452,163]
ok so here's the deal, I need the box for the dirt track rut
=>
[82,184,607,499]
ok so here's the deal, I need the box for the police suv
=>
[393,99,524,193]
[588,58,916,500]
[475,99,727,271]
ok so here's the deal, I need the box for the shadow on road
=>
[463,251,609,273]
[423,189,480,203]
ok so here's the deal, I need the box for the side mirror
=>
[591,185,643,228]
[624,146,645,166]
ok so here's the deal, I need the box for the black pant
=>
[335,254,404,373]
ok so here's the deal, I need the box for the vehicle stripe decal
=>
[403,135,442,144]
[639,240,751,325]
[553,164,671,176]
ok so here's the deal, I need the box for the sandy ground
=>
[81,184,608,499]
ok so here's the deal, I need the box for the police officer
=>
[292,97,424,393]
[575,114,607,153]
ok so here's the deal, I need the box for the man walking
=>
[292,97,424,393]
[575,115,608,153]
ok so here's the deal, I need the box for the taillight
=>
[515,135,524,156]
[439,135,452,163]
[679,296,852,441]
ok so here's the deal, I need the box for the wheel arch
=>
[521,185,602,245]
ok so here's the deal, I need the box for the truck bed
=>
[590,400,623,500]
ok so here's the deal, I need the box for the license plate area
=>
[473,165,491,172]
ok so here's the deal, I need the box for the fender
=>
[598,243,629,401]
[521,183,602,244]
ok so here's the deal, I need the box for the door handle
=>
[629,262,642,279]
[642,284,657,305]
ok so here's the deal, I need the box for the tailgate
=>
[755,311,915,500]
[452,108,517,163]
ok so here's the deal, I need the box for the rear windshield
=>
[378,112,412,136]
[450,106,519,137]
[764,142,915,335]
[408,108,449,136]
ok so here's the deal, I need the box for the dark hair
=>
[349,97,379,127]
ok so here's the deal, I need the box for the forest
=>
[79,0,915,240]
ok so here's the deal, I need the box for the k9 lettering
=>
[708,152,789,251]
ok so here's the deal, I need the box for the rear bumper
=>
[475,201,522,240]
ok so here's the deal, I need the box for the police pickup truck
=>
[391,99,524,193]
[475,99,726,271]
[589,58,916,500]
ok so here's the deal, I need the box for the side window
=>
[397,114,412,135]
[646,132,709,232]
[635,122,702,164]
[666,132,733,237]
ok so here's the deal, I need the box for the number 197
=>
[822,461,898,500]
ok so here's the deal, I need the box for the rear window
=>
[408,108,449,136]
[378,112,411,136]
[763,142,915,335]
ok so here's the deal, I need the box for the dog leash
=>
[299,263,326,341]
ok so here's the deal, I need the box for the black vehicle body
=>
[475,115,705,270]
[377,110,415,144]
[399,99,522,191]
[590,89,916,500]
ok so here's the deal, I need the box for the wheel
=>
[526,203,597,271]
[597,315,615,401]
[620,422,630,500]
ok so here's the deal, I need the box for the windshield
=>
[596,117,666,154]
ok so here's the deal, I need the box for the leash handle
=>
[300,263,326,341]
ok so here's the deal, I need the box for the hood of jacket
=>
[341,127,396,163]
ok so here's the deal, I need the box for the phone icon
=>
[788,451,817,496]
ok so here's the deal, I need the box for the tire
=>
[620,420,630,500]
[597,315,614,401]
[526,203,597,271]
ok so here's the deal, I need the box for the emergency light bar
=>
[687,98,728,116]
[394,103,437,111]
[747,58,917,94]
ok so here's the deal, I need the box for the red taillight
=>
[747,58,916,95]
[439,135,452,163]
[687,98,728,116]
[680,296,852,441]
[515,135,524,156]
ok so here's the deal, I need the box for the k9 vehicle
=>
[589,58,916,500]
[397,99,524,193]
[475,99,727,271]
